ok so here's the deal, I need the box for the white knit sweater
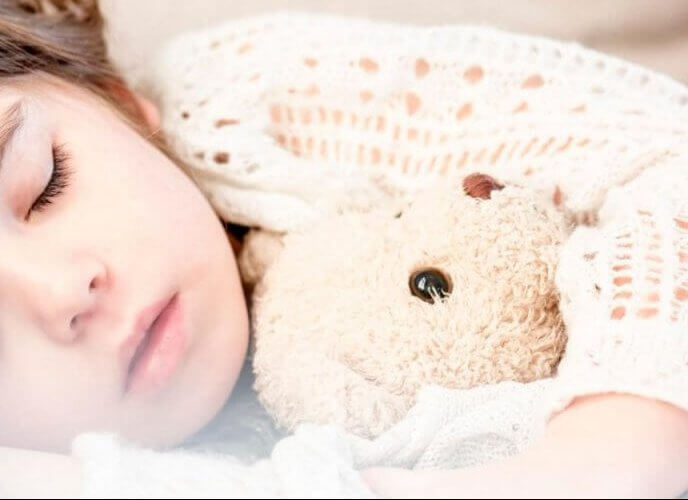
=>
[73,13,688,497]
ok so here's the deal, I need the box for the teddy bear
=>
[239,172,574,439]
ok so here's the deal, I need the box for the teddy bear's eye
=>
[409,268,452,304]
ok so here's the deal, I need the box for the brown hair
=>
[0,0,151,126]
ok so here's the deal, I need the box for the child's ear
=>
[101,80,161,133]
[130,91,161,132]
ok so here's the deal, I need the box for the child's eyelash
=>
[27,144,72,218]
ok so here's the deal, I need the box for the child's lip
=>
[119,294,175,388]
[125,294,186,395]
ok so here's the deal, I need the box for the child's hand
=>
[362,394,688,498]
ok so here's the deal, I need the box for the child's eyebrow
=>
[0,100,24,170]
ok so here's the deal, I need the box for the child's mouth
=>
[122,293,187,395]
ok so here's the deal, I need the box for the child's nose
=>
[34,261,106,343]
[64,270,108,342]
[0,248,108,344]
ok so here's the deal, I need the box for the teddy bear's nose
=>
[463,173,505,200]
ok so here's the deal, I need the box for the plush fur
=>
[241,174,573,438]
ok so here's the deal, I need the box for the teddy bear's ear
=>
[237,229,285,288]
[462,172,505,200]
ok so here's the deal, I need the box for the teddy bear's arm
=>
[252,326,411,439]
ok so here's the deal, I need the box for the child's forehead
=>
[0,86,25,109]
[0,77,116,135]
[0,74,97,108]
[0,80,51,119]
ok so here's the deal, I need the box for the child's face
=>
[0,76,249,452]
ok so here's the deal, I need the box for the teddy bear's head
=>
[248,173,572,438]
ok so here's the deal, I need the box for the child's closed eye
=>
[25,143,72,221]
